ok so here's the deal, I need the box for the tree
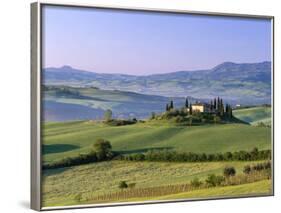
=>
[225,104,232,118]
[189,103,192,115]
[243,165,251,174]
[185,98,189,108]
[217,98,224,116]
[220,102,224,116]
[223,152,232,161]
[118,181,128,189]
[104,109,112,121]
[93,138,112,160]
[217,97,220,111]
[223,167,236,177]
[250,147,259,160]
[170,100,174,109]
[214,98,217,110]
[225,104,229,118]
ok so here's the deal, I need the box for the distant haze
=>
[42,5,272,75]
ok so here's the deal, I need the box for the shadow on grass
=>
[43,144,80,154]
[115,147,173,155]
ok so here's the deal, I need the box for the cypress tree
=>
[225,104,229,118]
[214,98,217,111]
[220,99,224,116]
[225,104,228,114]
[170,100,174,110]
[220,98,223,114]
[217,97,220,110]
[189,103,192,115]
[185,98,189,108]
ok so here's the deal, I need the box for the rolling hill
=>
[42,121,271,164]
[233,106,271,125]
[43,86,200,121]
[43,61,271,105]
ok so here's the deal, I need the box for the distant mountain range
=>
[43,61,271,105]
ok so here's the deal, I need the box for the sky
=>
[42,5,272,75]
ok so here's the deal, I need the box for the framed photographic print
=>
[31,1,274,211]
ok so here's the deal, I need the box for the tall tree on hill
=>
[226,104,233,118]
[210,100,214,111]
[185,98,189,108]
[225,104,229,116]
[217,97,220,111]
[189,103,192,115]
[170,100,174,110]
[214,98,217,110]
[219,98,224,116]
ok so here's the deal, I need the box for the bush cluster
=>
[156,110,223,125]
[190,177,203,188]
[118,181,136,189]
[223,167,236,177]
[121,148,271,163]
[205,174,225,187]
[243,161,271,174]
[43,151,116,170]
[105,119,137,126]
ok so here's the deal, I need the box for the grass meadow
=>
[42,106,272,207]
[43,121,271,164]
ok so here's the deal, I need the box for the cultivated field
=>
[42,160,271,206]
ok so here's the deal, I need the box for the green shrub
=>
[243,165,251,174]
[93,139,112,161]
[223,167,236,177]
[190,177,203,188]
[105,119,137,126]
[205,174,225,187]
[119,181,128,189]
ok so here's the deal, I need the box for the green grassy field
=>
[42,160,271,207]
[42,115,272,207]
[233,106,271,125]
[43,121,271,164]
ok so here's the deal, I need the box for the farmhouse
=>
[192,103,212,113]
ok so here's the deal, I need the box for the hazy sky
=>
[42,5,272,75]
